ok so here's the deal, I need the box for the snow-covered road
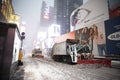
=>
[11,56,120,80]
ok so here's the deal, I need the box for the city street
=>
[11,56,120,80]
[1,1,120,80]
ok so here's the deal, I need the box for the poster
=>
[70,0,109,31]
[105,16,120,56]
[75,22,106,56]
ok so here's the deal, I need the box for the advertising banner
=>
[70,0,109,31]
[105,16,120,56]
[75,22,106,56]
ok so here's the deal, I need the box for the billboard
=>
[105,16,120,56]
[75,22,106,56]
[70,0,109,31]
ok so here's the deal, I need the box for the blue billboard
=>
[105,16,120,56]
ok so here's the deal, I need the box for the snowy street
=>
[11,56,120,80]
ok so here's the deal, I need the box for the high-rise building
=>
[54,0,83,34]
[40,1,54,27]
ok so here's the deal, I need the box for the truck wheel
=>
[62,56,67,62]
[67,56,72,64]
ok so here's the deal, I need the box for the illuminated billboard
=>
[70,0,109,31]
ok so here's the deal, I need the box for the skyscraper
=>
[40,0,54,27]
[54,0,83,34]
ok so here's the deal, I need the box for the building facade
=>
[0,0,19,23]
